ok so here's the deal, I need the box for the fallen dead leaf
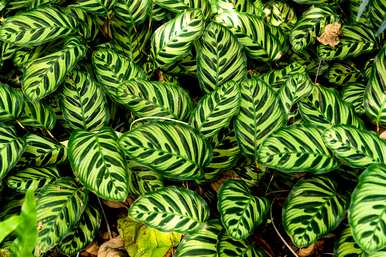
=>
[317,23,342,48]
[297,243,316,257]
[102,200,127,209]
[84,241,99,256]
[98,236,128,257]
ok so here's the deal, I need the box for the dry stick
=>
[270,200,299,257]
[314,59,323,84]
[98,197,113,240]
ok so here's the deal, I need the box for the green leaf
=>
[155,0,211,18]
[128,186,210,234]
[114,80,193,121]
[35,177,88,256]
[119,121,212,180]
[0,216,20,244]
[327,62,361,86]
[114,0,151,25]
[6,167,60,192]
[299,85,364,128]
[349,164,386,253]
[264,1,297,33]
[341,82,366,115]
[66,7,100,41]
[174,220,222,257]
[260,62,306,89]
[258,125,339,174]
[0,125,26,180]
[0,84,24,122]
[323,125,386,168]
[283,176,348,248]
[235,78,286,159]
[0,7,77,47]
[22,37,87,100]
[369,0,386,29]
[151,9,205,69]
[219,235,267,257]
[368,250,386,257]
[19,100,56,130]
[59,205,101,256]
[69,0,116,15]
[334,226,367,257]
[68,128,129,201]
[62,69,109,131]
[218,180,269,240]
[197,22,247,93]
[127,161,164,195]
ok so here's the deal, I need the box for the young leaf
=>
[6,167,60,192]
[334,226,367,257]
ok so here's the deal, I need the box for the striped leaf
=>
[290,6,339,52]
[69,0,116,15]
[114,0,151,25]
[260,62,306,89]
[66,7,100,41]
[0,125,26,180]
[6,167,60,192]
[19,100,56,130]
[334,226,366,257]
[364,45,386,126]
[327,62,361,86]
[35,177,88,256]
[119,121,212,180]
[318,24,376,60]
[341,82,366,115]
[218,180,269,240]
[214,10,287,61]
[22,37,87,101]
[283,176,348,248]
[168,52,197,76]
[190,81,240,139]
[235,78,286,159]
[323,125,386,168]
[0,7,77,47]
[197,22,247,93]
[128,186,210,234]
[368,251,386,257]
[369,0,386,29]
[350,164,386,253]
[18,134,67,167]
[299,85,364,128]
[62,70,109,131]
[258,125,339,174]
[127,161,164,196]
[174,220,222,257]
[219,235,267,257]
[155,0,211,18]
[59,205,101,256]
[263,1,297,33]
[234,161,265,188]
[0,84,24,122]
[115,80,193,121]
[151,9,204,69]
[68,128,129,201]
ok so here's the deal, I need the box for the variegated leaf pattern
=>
[6,167,60,192]
[368,251,386,257]
[69,0,116,15]
[19,100,56,130]
[283,176,348,248]
[127,161,164,196]
[62,69,109,131]
[218,180,269,240]
[214,10,287,61]
[334,226,367,257]
[35,177,88,256]
[68,128,129,201]
[299,85,364,128]
[263,1,297,33]
[341,82,366,114]
[151,9,204,69]
[327,62,361,86]
[235,78,286,159]
[66,7,100,41]
[59,205,101,256]
[155,0,211,18]
[119,121,212,180]
[168,52,197,76]
[114,0,151,25]
[197,22,247,93]
[128,186,210,234]
[258,125,338,174]
[0,6,77,47]
[234,162,264,188]
[369,0,386,29]
[0,84,24,122]
[323,125,386,168]
[349,164,386,253]
[260,62,306,89]
[22,37,87,100]
[115,80,193,121]
[219,235,267,257]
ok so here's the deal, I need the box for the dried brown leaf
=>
[317,23,342,47]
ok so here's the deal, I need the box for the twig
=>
[265,173,275,194]
[45,129,56,141]
[314,60,323,84]
[130,116,190,131]
[270,200,299,257]
[98,197,112,240]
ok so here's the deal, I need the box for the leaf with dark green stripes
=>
[368,250,386,257]
[18,134,67,167]
[22,37,87,100]
[59,205,101,256]
[127,161,164,196]
[128,186,210,234]
[34,177,88,256]
[264,1,297,33]
[369,0,386,29]
[260,62,306,89]
[151,9,205,69]
[327,62,361,86]
[114,0,151,25]
[0,84,24,122]
[6,167,60,192]
[349,164,386,253]
[68,127,129,201]
[258,125,339,174]
[218,180,269,240]
[334,226,367,257]
[283,176,348,248]
[62,69,109,131]
[69,0,116,15]
[155,0,211,18]
[299,85,364,128]
[0,125,25,180]
[323,125,386,168]
[115,80,193,121]
[197,22,247,93]
[0,6,77,47]
[235,78,286,159]
[234,162,265,188]
[19,100,56,130]
[119,121,212,180]
[66,7,100,41]
[341,82,366,115]
[219,235,267,257]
